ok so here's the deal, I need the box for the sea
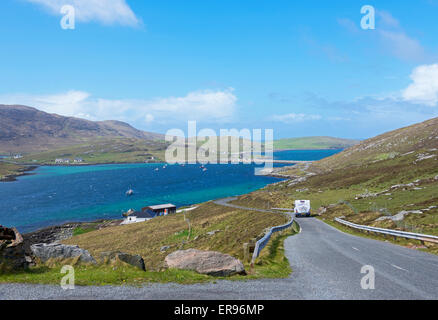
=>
[0,150,341,233]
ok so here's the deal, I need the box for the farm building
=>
[142,204,177,216]
[121,203,177,225]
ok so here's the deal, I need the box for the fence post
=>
[243,243,250,263]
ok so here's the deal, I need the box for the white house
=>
[55,158,70,164]
[121,210,155,225]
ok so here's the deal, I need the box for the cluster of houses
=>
[121,203,177,225]
[55,158,84,164]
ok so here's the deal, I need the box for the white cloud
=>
[338,10,426,62]
[0,88,238,125]
[144,89,237,121]
[337,18,359,33]
[375,10,425,62]
[145,114,154,124]
[402,64,438,106]
[378,30,425,62]
[377,10,400,28]
[271,113,322,123]
[25,0,140,27]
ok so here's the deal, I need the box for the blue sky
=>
[1,0,438,139]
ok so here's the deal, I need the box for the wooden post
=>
[243,243,250,263]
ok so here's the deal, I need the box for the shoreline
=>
[21,219,123,256]
[274,148,343,152]
[3,161,292,236]
[0,165,38,182]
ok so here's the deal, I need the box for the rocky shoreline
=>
[0,165,38,182]
[21,219,122,256]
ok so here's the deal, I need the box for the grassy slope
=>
[233,117,438,253]
[0,202,297,284]
[0,162,28,181]
[14,136,263,165]
[274,136,359,150]
[14,138,169,165]
[63,202,288,270]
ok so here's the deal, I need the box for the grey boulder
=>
[100,251,145,271]
[165,249,245,277]
[30,243,96,264]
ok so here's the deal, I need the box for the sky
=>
[1,0,438,140]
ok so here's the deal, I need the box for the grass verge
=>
[0,206,299,285]
[320,217,438,256]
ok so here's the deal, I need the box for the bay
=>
[0,150,340,233]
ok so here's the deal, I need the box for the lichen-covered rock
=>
[165,249,245,277]
[99,251,145,271]
[0,226,28,270]
[30,243,96,264]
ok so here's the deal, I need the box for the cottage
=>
[142,204,177,216]
[121,203,177,225]
[55,158,70,164]
[121,210,155,225]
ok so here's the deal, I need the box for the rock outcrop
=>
[30,243,96,264]
[99,251,145,271]
[165,249,245,277]
[0,226,29,270]
[375,210,424,222]
[0,226,31,270]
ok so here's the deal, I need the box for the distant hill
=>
[311,117,438,172]
[274,136,360,150]
[0,105,164,153]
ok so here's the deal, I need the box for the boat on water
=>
[126,189,134,196]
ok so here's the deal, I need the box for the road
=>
[1,203,438,299]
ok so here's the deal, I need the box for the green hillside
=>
[0,162,27,181]
[274,136,360,150]
[14,138,169,165]
[233,117,438,254]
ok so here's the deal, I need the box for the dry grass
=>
[0,162,28,181]
[63,202,288,271]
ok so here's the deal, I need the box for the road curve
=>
[1,203,438,300]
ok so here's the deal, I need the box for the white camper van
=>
[294,200,311,217]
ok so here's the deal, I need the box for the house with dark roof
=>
[121,210,155,225]
[121,203,177,225]
[142,204,177,216]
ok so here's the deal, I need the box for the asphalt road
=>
[2,214,437,300]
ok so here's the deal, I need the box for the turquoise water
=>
[0,150,341,233]
[274,149,342,160]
